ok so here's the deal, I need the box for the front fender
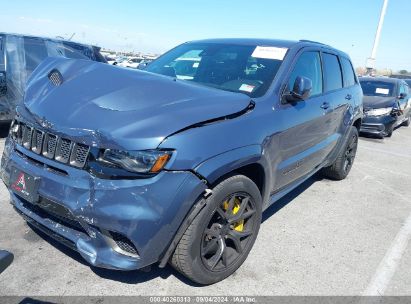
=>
[194,144,262,185]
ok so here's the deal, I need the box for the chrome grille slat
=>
[22,125,33,149]
[70,143,90,168]
[55,138,72,164]
[14,122,89,168]
[42,133,58,159]
[31,130,44,154]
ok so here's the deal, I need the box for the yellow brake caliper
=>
[223,197,244,232]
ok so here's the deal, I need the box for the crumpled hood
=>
[363,95,396,109]
[22,57,252,150]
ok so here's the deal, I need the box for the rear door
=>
[321,52,348,143]
[0,35,6,100]
[0,35,5,72]
[406,83,411,117]
[398,81,410,118]
[272,50,331,191]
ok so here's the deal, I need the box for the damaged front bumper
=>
[1,137,206,270]
[360,114,396,136]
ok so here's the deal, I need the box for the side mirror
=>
[285,76,312,102]
[399,93,407,100]
[0,72,6,98]
[0,250,13,274]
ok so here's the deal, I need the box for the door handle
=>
[320,102,330,109]
[345,94,352,100]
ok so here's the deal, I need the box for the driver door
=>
[271,50,332,192]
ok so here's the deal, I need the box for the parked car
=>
[105,55,118,65]
[0,33,107,124]
[359,77,411,138]
[0,250,13,274]
[137,58,154,69]
[119,56,144,69]
[1,38,362,284]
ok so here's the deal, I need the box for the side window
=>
[62,42,94,60]
[341,57,356,87]
[166,49,202,80]
[287,51,323,97]
[24,38,48,74]
[0,36,4,70]
[399,83,407,95]
[6,35,27,96]
[322,53,343,92]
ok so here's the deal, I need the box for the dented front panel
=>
[1,136,206,269]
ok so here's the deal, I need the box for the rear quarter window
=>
[322,53,343,92]
[341,57,356,87]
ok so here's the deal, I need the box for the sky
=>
[0,0,410,71]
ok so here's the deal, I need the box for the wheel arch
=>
[159,145,269,268]
[352,117,362,132]
[194,145,270,200]
[158,146,270,269]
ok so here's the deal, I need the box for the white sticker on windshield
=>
[239,84,255,93]
[251,46,288,60]
[193,62,199,68]
[376,88,389,95]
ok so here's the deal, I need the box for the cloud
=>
[18,16,53,23]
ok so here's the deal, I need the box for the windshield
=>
[144,43,285,97]
[360,80,396,97]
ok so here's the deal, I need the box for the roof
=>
[187,38,299,48]
[185,38,346,57]
[360,77,404,84]
[0,32,98,48]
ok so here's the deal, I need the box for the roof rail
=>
[299,39,327,46]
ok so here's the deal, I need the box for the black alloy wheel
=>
[201,193,257,271]
[171,175,262,285]
[343,132,358,173]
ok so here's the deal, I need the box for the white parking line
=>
[356,161,411,178]
[363,212,411,295]
[362,178,411,295]
[360,145,411,159]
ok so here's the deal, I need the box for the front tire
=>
[385,125,393,137]
[402,116,410,127]
[322,126,358,180]
[171,175,262,285]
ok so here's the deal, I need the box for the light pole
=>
[366,0,389,74]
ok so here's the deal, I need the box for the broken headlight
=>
[9,120,20,140]
[365,107,392,116]
[100,149,172,174]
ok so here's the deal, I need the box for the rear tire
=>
[171,175,262,285]
[322,126,358,180]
